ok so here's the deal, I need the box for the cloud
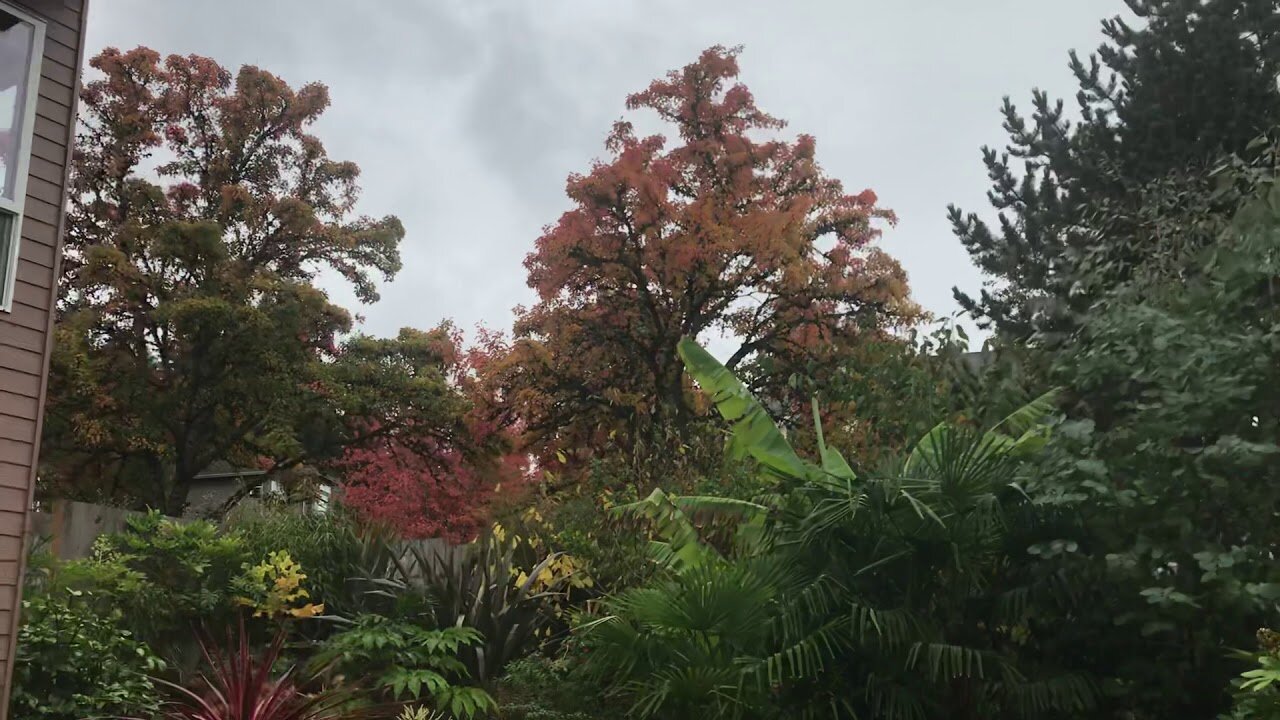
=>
[461,4,577,210]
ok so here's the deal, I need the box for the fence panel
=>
[29,500,150,560]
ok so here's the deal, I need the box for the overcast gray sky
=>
[85,0,1122,346]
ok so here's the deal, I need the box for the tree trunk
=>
[163,456,191,516]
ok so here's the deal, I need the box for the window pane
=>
[0,10,36,203]
[0,211,13,293]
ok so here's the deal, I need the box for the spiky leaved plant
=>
[153,622,374,720]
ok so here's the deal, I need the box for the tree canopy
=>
[42,48,474,514]
[493,46,919,475]
[950,0,1280,340]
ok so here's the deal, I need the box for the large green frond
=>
[679,338,808,482]
[615,488,717,572]
[1002,672,1099,716]
[905,641,989,683]
[813,396,858,483]
[848,601,930,649]
[989,387,1061,439]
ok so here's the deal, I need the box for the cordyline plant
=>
[146,622,383,720]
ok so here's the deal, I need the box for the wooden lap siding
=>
[0,0,86,714]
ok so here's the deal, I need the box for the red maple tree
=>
[335,325,531,541]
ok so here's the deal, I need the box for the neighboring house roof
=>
[184,464,335,520]
[194,461,267,480]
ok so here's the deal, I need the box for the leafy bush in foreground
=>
[11,588,164,720]
[312,614,494,718]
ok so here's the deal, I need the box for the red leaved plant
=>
[152,623,379,720]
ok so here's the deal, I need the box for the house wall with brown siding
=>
[0,0,86,714]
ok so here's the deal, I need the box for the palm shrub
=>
[583,543,800,718]
[580,340,1096,719]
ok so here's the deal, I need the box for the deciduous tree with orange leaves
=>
[42,48,472,515]
[494,46,920,478]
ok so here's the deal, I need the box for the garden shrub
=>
[232,549,326,620]
[229,501,368,618]
[312,613,495,718]
[20,512,253,679]
[541,471,650,597]
[1222,629,1280,719]
[11,588,164,720]
[92,511,248,627]
[33,510,359,680]
[159,621,364,720]
[496,652,607,720]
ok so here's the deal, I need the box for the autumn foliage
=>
[490,46,919,472]
[41,47,469,514]
[42,43,921,530]
[335,326,531,541]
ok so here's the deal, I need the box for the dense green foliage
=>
[950,0,1280,340]
[494,654,604,720]
[1013,158,1280,720]
[15,507,500,719]
[577,342,1091,719]
[938,4,1280,716]
[313,615,494,717]
[11,588,165,720]
[229,502,369,620]
[35,511,248,673]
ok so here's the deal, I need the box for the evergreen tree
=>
[950,0,1280,340]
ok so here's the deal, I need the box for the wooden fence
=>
[28,500,152,560]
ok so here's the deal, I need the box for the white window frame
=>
[0,1,46,313]
[311,483,332,514]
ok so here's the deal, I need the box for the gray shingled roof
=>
[193,461,267,480]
